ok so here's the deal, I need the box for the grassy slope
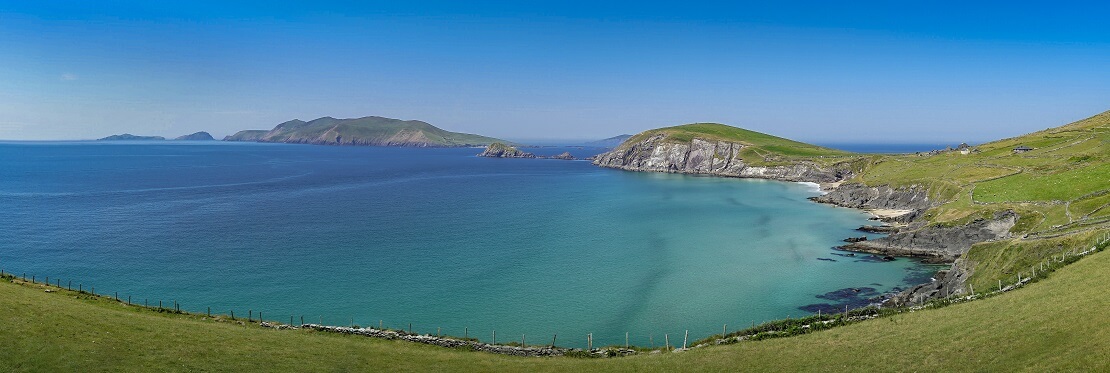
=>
[260,116,504,146]
[851,111,1110,288]
[614,113,1107,311]
[3,249,1108,371]
[623,123,854,166]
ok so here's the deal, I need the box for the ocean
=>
[0,141,938,347]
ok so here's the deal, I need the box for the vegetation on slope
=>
[608,111,1107,300]
[848,111,1110,288]
[3,248,1107,371]
[628,122,852,158]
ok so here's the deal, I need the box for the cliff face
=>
[813,183,934,223]
[814,183,933,211]
[592,135,846,182]
[842,211,1017,263]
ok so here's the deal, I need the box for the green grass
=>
[974,163,1110,202]
[4,248,1109,371]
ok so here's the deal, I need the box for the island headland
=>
[225,115,505,147]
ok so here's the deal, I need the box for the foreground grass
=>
[3,250,1109,371]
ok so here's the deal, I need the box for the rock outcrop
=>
[813,183,933,223]
[477,143,536,158]
[549,152,576,160]
[841,211,1017,263]
[592,135,847,182]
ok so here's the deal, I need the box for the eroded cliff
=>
[592,135,847,182]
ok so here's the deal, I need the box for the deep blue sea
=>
[0,141,938,347]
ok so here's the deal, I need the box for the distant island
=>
[585,134,633,148]
[225,116,505,147]
[97,134,166,141]
[174,131,215,141]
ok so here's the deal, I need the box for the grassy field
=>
[3,248,1108,371]
[848,111,1110,288]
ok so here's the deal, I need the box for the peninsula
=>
[595,111,1110,306]
[224,116,504,147]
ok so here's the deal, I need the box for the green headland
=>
[224,116,505,147]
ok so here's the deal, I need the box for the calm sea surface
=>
[0,141,937,347]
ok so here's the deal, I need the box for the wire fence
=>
[2,231,1106,357]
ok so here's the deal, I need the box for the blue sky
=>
[1,1,1108,142]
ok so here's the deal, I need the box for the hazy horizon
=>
[3,1,1108,143]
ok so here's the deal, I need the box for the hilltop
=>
[224,116,505,147]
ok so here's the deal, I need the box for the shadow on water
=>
[601,230,670,333]
[798,257,946,314]
[798,287,882,314]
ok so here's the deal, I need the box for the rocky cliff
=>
[477,143,536,158]
[841,211,1017,263]
[592,135,847,182]
[813,183,934,223]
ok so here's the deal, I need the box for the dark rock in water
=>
[817,257,837,262]
[798,286,883,314]
[550,152,576,160]
[843,236,868,243]
[857,225,898,234]
[882,255,896,261]
[477,143,536,158]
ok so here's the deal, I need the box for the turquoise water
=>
[0,142,935,347]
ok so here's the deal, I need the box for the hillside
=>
[598,112,1109,307]
[838,110,1110,298]
[2,247,1105,371]
[223,116,505,147]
